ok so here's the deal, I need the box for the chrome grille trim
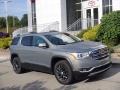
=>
[90,47,109,60]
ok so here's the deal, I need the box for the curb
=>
[112,61,120,64]
[111,58,120,64]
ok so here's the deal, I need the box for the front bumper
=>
[74,62,112,77]
[88,62,112,76]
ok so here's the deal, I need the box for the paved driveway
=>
[0,60,120,90]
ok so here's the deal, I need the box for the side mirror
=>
[38,43,47,48]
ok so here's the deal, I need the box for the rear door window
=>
[21,36,33,46]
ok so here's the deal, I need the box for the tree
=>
[8,16,13,27]
[0,17,6,28]
[14,16,21,27]
[8,16,20,28]
[20,14,28,27]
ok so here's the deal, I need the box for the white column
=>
[60,0,67,32]
[27,0,33,32]
[98,0,103,23]
[82,1,88,29]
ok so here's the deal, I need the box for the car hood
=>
[53,41,106,53]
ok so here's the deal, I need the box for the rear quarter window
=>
[11,37,20,45]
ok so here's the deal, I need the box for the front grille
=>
[90,47,109,60]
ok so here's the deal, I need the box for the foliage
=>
[0,14,28,34]
[97,11,120,46]
[20,14,28,27]
[0,17,6,28]
[77,29,89,38]
[82,25,100,41]
[8,16,20,28]
[0,32,9,38]
[0,37,12,49]
[0,16,20,29]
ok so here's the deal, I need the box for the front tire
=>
[12,57,24,74]
[54,60,73,85]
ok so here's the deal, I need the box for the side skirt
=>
[22,63,52,74]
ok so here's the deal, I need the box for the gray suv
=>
[10,31,111,84]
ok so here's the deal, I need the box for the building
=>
[27,0,120,32]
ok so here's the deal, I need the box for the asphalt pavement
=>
[0,58,120,90]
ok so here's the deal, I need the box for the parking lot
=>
[0,59,120,90]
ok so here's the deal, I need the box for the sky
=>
[0,0,27,19]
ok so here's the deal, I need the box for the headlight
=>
[70,52,90,60]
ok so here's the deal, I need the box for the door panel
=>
[18,36,34,63]
[30,47,52,67]
[31,36,52,67]
[18,46,35,64]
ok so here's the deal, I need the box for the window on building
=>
[87,9,92,27]
[66,0,87,27]
[75,0,82,19]
[93,8,98,25]
[76,0,81,3]
[102,0,112,15]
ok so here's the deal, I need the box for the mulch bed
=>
[0,48,10,60]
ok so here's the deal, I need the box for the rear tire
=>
[12,57,24,74]
[54,60,73,85]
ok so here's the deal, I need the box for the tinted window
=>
[11,37,20,45]
[45,33,80,45]
[21,36,33,46]
[33,36,46,46]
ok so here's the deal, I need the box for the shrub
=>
[0,32,9,38]
[97,11,120,46]
[0,37,12,49]
[83,25,100,41]
[77,29,89,38]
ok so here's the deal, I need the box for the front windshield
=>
[44,33,81,45]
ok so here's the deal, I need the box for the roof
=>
[16,31,59,37]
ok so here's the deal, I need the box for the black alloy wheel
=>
[54,60,73,85]
[12,57,23,74]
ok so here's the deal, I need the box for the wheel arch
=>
[11,53,19,63]
[51,56,73,74]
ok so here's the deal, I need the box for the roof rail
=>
[16,34,20,37]
[49,30,58,32]
[29,32,37,34]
